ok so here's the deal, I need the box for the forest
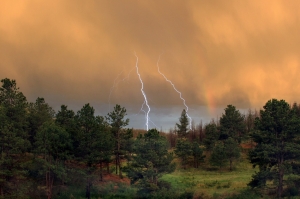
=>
[1,77,300,199]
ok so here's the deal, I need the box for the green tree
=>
[176,109,189,138]
[248,99,300,197]
[55,105,78,156]
[219,105,246,142]
[175,139,192,169]
[93,116,114,181]
[120,128,134,162]
[126,129,175,197]
[75,104,98,199]
[75,104,114,199]
[203,122,220,151]
[209,141,227,169]
[224,137,240,171]
[35,121,71,199]
[0,78,30,197]
[191,141,205,168]
[106,104,129,178]
[28,97,55,147]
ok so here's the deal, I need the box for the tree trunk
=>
[100,161,103,181]
[118,154,122,178]
[229,159,232,171]
[117,130,122,178]
[278,169,283,198]
[277,154,284,198]
[86,178,91,199]
[0,186,3,197]
[115,154,118,174]
[277,142,284,198]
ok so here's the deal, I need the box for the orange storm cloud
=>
[1,0,300,118]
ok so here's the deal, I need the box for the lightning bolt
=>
[134,52,150,130]
[108,68,135,112]
[108,71,124,112]
[157,54,192,129]
[139,101,159,129]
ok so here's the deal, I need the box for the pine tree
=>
[126,129,175,197]
[75,104,99,199]
[203,122,220,151]
[224,137,240,171]
[0,78,30,197]
[93,116,114,181]
[175,139,192,169]
[176,109,189,138]
[248,99,300,197]
[191,141,205,168]
[35,121,72,199]
[28,97,55,147]
[219,105,245,142]
[209,141,227,169]
[106,104,129,178]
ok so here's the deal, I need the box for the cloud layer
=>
[1,0,300,128]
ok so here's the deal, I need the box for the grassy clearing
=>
[161,153,258,198]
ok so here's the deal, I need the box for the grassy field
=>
[161,153,259,198]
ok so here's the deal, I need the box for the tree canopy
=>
[249,99,300,197]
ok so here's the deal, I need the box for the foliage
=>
[209,138,240,171]
[224,137,241,171]
[176,109,189,138]
[35,121,72,198]
[106,104,130,178]
[210,141,227,169]
[248,99,300,197]
[92,116,114,181]
[219,105,246,142]
[175,138,192,169]
[203,122,220,151]
[126,129,175,197]
[75,103,113,198]
[191,141,205,168]
[28,97,55,147]
[0,78,30,197]
[55,105,76,137]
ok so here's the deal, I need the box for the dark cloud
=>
[1,0,300,128]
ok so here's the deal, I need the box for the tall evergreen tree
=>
[209,141,227,169]
[75,104,99,199]
[55,105,78,155]
[191,141,205,168]
[248,99,300,197]
[0,78,30,197]
[35,122,72,199]
[126,129,175,197]
[75,104,114,198]
[175,139,192,169]
[28,97,55,147]
[203,122,220,151]
[219,105,245,142]
[93,116,113,181]
[106,104,129,178]
[224,137,240,171]
[176,109,189,138]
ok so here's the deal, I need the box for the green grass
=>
[161,154,258,198]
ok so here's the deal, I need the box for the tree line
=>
[0,78,176,199]
[172,100,300,198]
[1,77,300,198]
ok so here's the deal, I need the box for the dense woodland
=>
[1,78,300,198]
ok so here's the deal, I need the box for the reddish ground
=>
[240,142,256,149]
[100,173,130,185]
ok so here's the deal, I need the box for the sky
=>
[1,0,300,130]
